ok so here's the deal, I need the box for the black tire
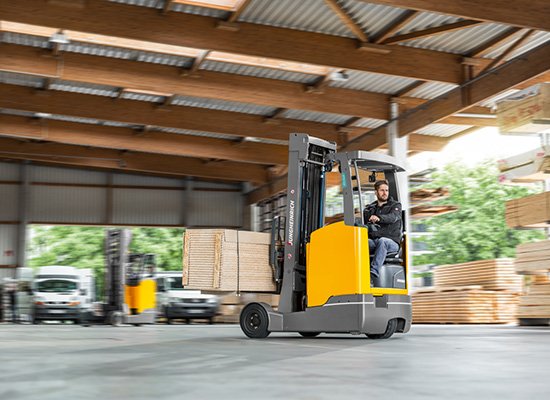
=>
[367,319,398,339]
[166,318,173,324]
[208,317,214,325]
[32,317,39,325]
[240,303,270,339]
[299,332,321,338]
[109,311,124,327]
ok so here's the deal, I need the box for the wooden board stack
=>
[213,292,280,324]
[413,258,521,324]
[433,259,522,292]
[515,240,550,274]
[517,280,550,320]
[412,286,518,324]
[183,229,276,293]
[505,192,550,228]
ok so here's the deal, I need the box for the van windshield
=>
[37,280,78,292]
[165,277,184,290]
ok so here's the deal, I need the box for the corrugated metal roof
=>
[281,109,353,125]
[108,0,161,9]
[329,69,417,94]
[393,11,462,36]
[120,91,166,103]
[200,60,321,84]
[1,31,50,48]
[416,123,471,137]
[170,2,230,18]
[339,0,406,38]
[171,95,277,115]
[352,118,387,128]
[0,71,45,88]
[60,41,194,67]
[49,80,120,98]
[238,0,355,38]
[399,23,510,55]
[494,30,550,60]
[407,82,458,99]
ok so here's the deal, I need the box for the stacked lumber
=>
[505,192,550,228]
[515,240,550,274]
[213,292,280,324]
[410,205,458,220]
[433,259,522,292]
[412,286,518,324]
[413,258,521,324]
[183,229,276,292]
[411,187,450,205]
[517,280,550,320]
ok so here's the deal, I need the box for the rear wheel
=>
[240,303,270,338]
[299,332,321,338]
[109,311,124,327]
[367,318,398,339]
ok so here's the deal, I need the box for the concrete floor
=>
[0,323,549,400]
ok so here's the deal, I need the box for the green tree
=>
[413,161,545,266]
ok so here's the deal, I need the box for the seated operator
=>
[363,179,402,281]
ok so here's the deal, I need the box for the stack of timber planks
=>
[183,229,276,293]
[505,192,550,228]
[517,277,550,323]
[412,259,521,324]
[413,286,518,324]
[213,293,280,324]
[515,240,550,274]
[515,241,550,324]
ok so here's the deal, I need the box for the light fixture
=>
[329,70,350,82]
[49,30,70,45]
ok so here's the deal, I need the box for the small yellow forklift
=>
[240,134,412,339]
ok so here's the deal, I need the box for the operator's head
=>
[374,179,389,203]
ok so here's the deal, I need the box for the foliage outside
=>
[412,161,545,266]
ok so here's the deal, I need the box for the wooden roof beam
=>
[0,0,465,83]
[381,20,483,45]
[0,43,390,120]
[478,29,536,75]
[343,41,550,151]
[0,137,270,183]
[0,83,351,143]
[226,0,252,23]
[372,10,419,44]
[362,1,550,31]
[324,0,369,42]
[0,114,289,165]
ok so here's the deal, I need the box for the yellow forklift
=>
[84,229,157,326]
[240,133,412,339]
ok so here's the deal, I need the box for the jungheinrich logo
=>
[288,199,295,246]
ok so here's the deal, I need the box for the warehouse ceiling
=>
[0,0,548,202]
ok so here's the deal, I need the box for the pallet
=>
[433,259,522,292]
[517,282,550,319]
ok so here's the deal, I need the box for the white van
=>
[31,266,95,324]
[156,272,219,324]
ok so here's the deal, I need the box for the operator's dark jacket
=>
[363,197,402,245]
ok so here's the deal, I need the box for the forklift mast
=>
[277,134,337,314]
[104,229,131,314]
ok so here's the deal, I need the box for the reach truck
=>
[240,133,412,339]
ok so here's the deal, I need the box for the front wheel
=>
[367,318,398,339]
[240,303,270,338]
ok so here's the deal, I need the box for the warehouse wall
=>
[0,161,244,266]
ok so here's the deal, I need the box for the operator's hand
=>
[369,215,380,223]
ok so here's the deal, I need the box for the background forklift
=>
[240,133,412,339]
[84,229,157,326]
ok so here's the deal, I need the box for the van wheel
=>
[367,319,398,339]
